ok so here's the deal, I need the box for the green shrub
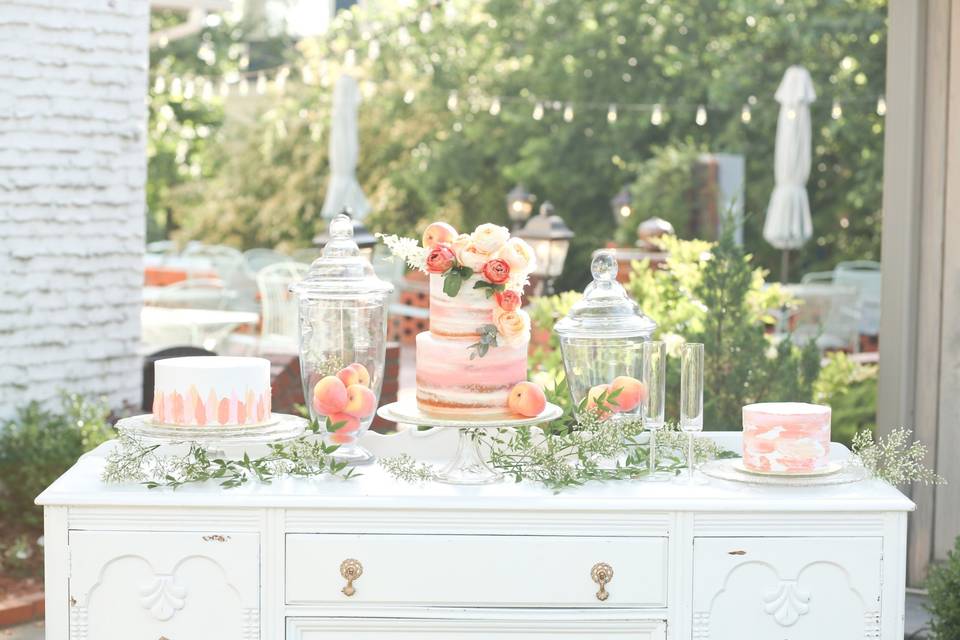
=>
[928,536,960,640]
[0,394,113,528]
[813,352,878,447]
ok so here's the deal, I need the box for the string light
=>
[607,104,617,123]
[239,77,250,96]
[447,91,459,111]
[183,79,195,100]
[740,104,751,123]
[696,104,707,126]
[403,89,416,104]
[218,80,229,97]
[256,73,267,95]
[368,40,380,60]
[831,100,842,120]
[201,80,214,100]
[169,77,182,98]
[563,102,575,122]
[532,101,544,120]
[419,11,433,33]
[153,76,166,94]
[489,97,501,116]
[275,67,289,93]
[651,103,663,126]
[876,96,887,116]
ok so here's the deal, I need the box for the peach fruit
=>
[327,412,361,444]
[609,376,647,412]
[586,383,612,414]
[422,221,458,248]
[344,384,376,419]
[312,375,348,416]
[337,363,370,388]
[507,381,547,418]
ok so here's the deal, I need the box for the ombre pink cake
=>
[416,274,528,417]
[742,402,831,473]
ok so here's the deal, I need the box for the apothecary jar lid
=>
[290,214,394,299]
[554,250,656,339]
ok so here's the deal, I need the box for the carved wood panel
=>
[68,531,259,640]
[692,537,883,639]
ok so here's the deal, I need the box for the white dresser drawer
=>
[286,534,668,608]
[287,615,667,639]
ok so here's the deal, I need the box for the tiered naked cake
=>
[152,356,273,427]
[381,221,545,419]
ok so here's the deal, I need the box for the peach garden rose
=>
[471,223,510,253]
[493,307,531,347]
[494,237,536,275]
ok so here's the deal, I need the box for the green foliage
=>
[928,536,960,640]
[166,0,886,290]
[814,352,878,446]
[851,428,944,487]
[527,290,582,372]
[0,395,113,528]
[616,142,702,246]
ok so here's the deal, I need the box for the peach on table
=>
[507,381,546,418]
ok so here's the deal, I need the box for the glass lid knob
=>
[591,250,618,283]
[329,213,353,240]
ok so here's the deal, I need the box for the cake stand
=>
[377,401,564,485]
[115,413,308,454]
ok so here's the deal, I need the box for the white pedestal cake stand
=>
[377,401,563,485]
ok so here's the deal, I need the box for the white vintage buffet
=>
[36,429,914,640]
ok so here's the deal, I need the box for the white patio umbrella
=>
[321,73,370,221]
[764,65,816,282]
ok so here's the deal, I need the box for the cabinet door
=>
[68,530,259,640]
[692,537,882,640]
[287,616,667,639]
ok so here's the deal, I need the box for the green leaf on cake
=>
[473,280,506,298]
[467,324,499,359]
[441,265,474,298]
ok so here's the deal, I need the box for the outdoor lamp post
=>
[506,184,536,230]
[515,201,574,294]
[314,207,377,261]
[611,187,633,225]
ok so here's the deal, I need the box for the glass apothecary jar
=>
[554,251,656,420]
[290,214,394,463]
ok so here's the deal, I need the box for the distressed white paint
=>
[37,432,913,640]
[0,0,148,418]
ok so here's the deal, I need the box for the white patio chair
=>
[256,262,308,354]
[244,248,292,273]
[834,260,881,336]
[788,283,862,353]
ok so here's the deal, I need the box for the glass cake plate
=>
[116,413,307,447]
[377,400,563,485]
[701,458,867,487]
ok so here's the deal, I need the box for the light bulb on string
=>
[651,103,663,126]
[876,96,887,116]
[218,80,230,98]
[201,80,214,101]
[419,11,433,33]
[831,100,842,120]
[563,103,574,122]
[368,40,380,61]
[169,77,183,98]
[239,76,250,96]
[607,104,618,123]
[153,76,166,94]
[489,97,501,116]
[447,91,459,111]
[256,73,267,95]
[275,67,289,93]
[403,89,415,104]
[740,104,751,123]
[532,102,544,120]
[301,66,314,85]
[183,79,196,100]
[696,104,707,126]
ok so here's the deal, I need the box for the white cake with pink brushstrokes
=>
[152,356,273,427]
[742,402,831,473]
[402,221,536,418]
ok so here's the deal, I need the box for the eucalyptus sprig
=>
[102,418,358,489]
[468,324,499,359]
[851,427,945,486]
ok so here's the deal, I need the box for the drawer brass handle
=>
[591,562,614,601]
[340,558,363,597]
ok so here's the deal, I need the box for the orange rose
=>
[425,244,456,273]
[481,258,511,284]
[495,289,522,312]
[493,307,531,347]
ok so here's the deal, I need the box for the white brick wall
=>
[0,0,148,419]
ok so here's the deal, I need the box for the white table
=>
[141,306,259,352]
[37,431,913,640]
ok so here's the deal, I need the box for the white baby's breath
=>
[377,233,429,272]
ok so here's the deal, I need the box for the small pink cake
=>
[742,402,831,473]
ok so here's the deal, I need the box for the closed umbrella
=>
[764,65,816,282]
[321,73,370,220]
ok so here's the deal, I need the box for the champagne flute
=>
[679,342,706,484]
[642,340,668,480]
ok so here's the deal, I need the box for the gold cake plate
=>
[377,400,563,485]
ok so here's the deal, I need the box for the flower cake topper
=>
[379,220,537,357]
